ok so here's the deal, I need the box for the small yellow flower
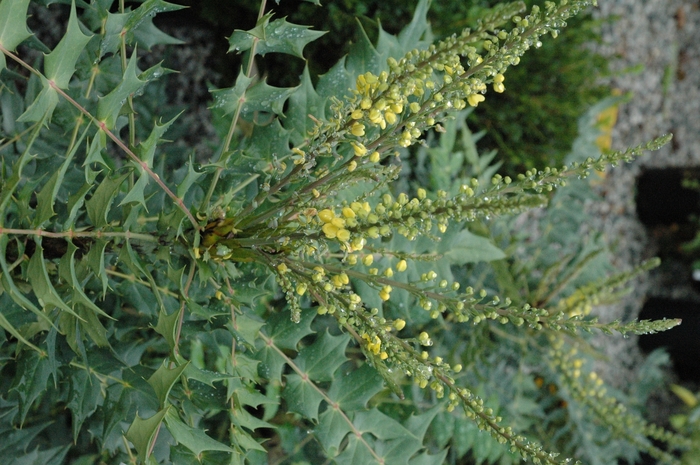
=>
[322,223,339,238]
[393,319,406,331]
[336,228,351,242]
[369,151,380,163]
[467,94,485,107]
[318,209,334,223]
[352,142,368,157]
[396,259,407,272]
[296,283,307,295]
[277,263,289,273]
[351,122,365,137]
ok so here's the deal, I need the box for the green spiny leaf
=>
[86,239,110,298]
[16,76,59,123]
[284,65,325,145]
[67,368,102,442]
[240,79,297,119]
[27,241,81,319]
[334,434,381,465]
[124,0,186,33]
[96,51,146,129]
[147,360,189,409]
[164,408,234,455]
[34,126,89,227]
[294,330,349,382]
[176,156,204,199]
[60,242,114,321]
[353,408,409,440]
[0,0,32,71]
[228,16,325,59]
[327,363,384,411]
[282,373,324,421]
[210,69,253,117]
[263,307,315,351]
[125,408,168,463]
[10,350,52,425]
[118,169,150,209]
[316,407,352,457]
[85,172,129,228]
[229,310,264,347]
[44,0,92,89]
[0,311,43,354]
[153,308,179,353]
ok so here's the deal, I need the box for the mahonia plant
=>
[0,0,693,464]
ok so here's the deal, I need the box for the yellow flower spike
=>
[351,109,364,119]
[352,142,368,157]
[351,122,365,136]
[396,259,407,272]
[467,94,486,107]
[336,228,351,242]
[393,319,406,331]
[318,209,335,223]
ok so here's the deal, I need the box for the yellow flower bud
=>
[369,151,380,163]
[393,319,406,331]
[352,142,368,157]
[396,259,407,272]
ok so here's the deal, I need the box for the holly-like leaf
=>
[334,435,381,465]
[27,241,81,319]
[67,369,102,442]
[210,69,253,117]
[263,307,315,351]
[96,51,146,129]
[147,361,189,409]
[316,407,352,457]
[125,408,168,463]
[0,0,32,71]
[228,16,325,59]
[240,79,297,119]
[176,155,204,199]
[282,373,324,421]
[44,1,92,89]
[17,76,59,123]
[10,350,52,425]
[164,408,234,456]
[293,330,349,382]
[327,363,384,411]
[284,65,325,145]
[85,172,129,228]
[153,308,179,353]
[229,311,265,347]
